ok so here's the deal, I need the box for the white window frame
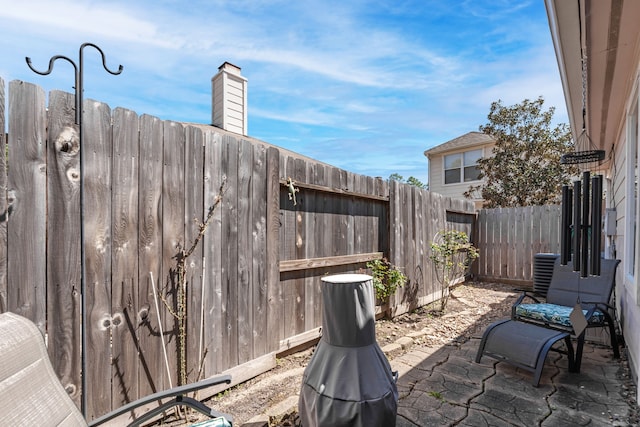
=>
[624,90,639,300]
[443,148,483,185]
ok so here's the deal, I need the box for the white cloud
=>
[1,1,177,48]
[0,0,564,188]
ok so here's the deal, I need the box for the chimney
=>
[211,62,248,135]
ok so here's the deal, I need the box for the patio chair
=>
[475,318,575,386]
[511,257,620,371]
[476,257,620,386]
[0,311,233,427]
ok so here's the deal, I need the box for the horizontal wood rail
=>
[280,179,389,202]
[279,252,384,272]
[446,209,477,216]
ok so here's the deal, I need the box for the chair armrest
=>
[511,291,544,319]
[89,374,232,427]
[582,303,616,326]
[582,301,615,311]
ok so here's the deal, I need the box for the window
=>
[626,98,638,280]
[444,149,482,184]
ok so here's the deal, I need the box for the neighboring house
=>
[545,0,640,401]
[423,131,495,210]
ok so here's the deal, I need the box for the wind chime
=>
[560,171,602,276]
[552,0,617,363]
[559,0,605,276]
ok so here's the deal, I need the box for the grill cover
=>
[298,274,398,427]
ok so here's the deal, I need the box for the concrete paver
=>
[240,326,635,426]
[393,337,633,426]
[470,387,551,426]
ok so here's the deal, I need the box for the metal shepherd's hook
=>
[26,43,123,418]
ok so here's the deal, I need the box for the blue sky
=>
[0,0,566,185]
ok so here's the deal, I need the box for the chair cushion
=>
[514,303,604,328]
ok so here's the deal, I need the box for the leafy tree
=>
[464,97,578,208]
[389,173,428,190]
[389,173,404,182]
[407,176,427,189]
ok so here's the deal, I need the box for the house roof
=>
[545,0,640,156]
[423,131,495,158]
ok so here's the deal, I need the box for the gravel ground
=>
[151,281,639,426]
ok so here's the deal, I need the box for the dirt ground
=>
[153,281,639,426]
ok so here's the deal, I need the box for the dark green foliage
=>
[465,97,579,208]
[389,173,428,190]
[366,258,407,302]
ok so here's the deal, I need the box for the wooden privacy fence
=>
[388,180,476,312]
[0,77,477,421]
[475,205,562,283]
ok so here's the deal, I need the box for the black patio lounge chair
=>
[476,318,575,386]
[476,257,620,386]
[0,311,233,427]
[511,257,620,370]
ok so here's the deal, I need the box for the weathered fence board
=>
[184,124,205,382]
[46,90,82,405]
[137,113,165,399]
[251,143,269,359]
[236,137,253,365]
[221,133,239,371]
[290,156,306,338]
[304,161,319,331]
[265,146,281,353]
[84,99,115,419]
[111,107,140,410]
[7,80,47,329]
[161,120,185,389]
[203,131,224,376]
